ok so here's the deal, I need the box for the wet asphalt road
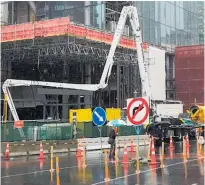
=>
[1,141,204,185]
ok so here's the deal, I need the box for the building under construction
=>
[1,1,204,121]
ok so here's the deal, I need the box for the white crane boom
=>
[2,6,151,138]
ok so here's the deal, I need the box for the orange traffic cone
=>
[38,142,45,159]
[130,139,135,153]
[77,157,82,169]
[148,137,159,165]
[39,159,44,170]
[121,144,129,164]
[4,143,10,160]
[76,143,82,157]
[169,136,174,149]
[186,135,190,147]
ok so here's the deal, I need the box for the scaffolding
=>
[1,8,141,121]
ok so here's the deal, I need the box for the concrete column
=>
[84,63,92,107]
[62,95,68,121]
[84,94,92,108]
[172,56,175,78]
[43,104,46,119]
[117,65,120,108]
[56,95,59,119]
[50,105,53,118]
[84,1,91,26]
[78,95,81,108]
[8,110,12,121]
[85,63,91,84]
[7,59,13,121]
[165,54,170,79]
[0,1,9,25]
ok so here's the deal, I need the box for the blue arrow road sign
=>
[92,107,106,126]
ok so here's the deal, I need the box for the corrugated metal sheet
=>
[175,45,204,109]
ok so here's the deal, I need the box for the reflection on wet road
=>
[1,141,204,185]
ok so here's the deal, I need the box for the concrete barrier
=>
[1,140,77,157]
[78,135,149,151]
[1,135,149,157]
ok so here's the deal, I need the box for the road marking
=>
[91,158,202,185]
[1,160,104,179]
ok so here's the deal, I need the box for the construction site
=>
[0,1,204,185]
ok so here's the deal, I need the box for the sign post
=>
[92,107,106,153]
[73,111,77,139]
[135,126,142,147]
[97,126,102,153]
[126,97,149,156]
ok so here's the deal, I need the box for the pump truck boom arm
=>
[2,6,151,137]
[100,6,151,99]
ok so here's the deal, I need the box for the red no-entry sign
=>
[126,97,149,125]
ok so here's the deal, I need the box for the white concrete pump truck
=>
[2,6,183,139]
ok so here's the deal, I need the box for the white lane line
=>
[1,160,104,179]
[91,158,202,185]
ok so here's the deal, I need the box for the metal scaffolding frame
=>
[1,34,140,120]
[2,37,137,63]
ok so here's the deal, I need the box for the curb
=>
[2,143,149,158]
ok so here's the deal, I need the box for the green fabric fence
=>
[1,121,73,142]
[1,121,145,142]
[76,122,145,138]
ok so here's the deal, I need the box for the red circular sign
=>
[126,98,149,125]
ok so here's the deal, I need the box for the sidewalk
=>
[1,135,149,157]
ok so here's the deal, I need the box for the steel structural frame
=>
[2,6,144,140]
[2,42,137,64]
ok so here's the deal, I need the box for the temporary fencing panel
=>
[69,108,121,123]
[76,122,85,138]
[1,122,22,142]
[69,109,92,123]
[106,108,121,121]
[76,122,145,138]
[1,121,146,142]
[1,121,73,142]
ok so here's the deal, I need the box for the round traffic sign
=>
[126,98,149,125]
[92,107,106,126]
